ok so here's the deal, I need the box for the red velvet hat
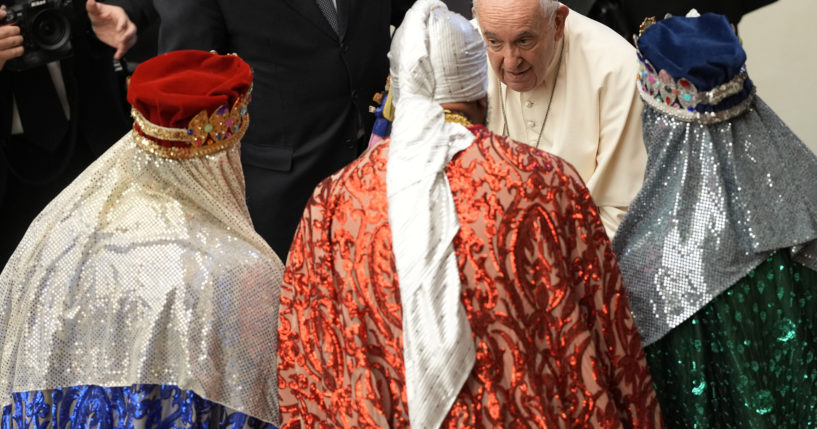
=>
[127,50,253,159]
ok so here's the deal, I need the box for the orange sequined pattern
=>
[277,127,663,428]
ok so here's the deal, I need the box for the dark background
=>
[444,0,778,39]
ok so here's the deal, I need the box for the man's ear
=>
[554,5,569,41]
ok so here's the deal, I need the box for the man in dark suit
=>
[0,0,132,268]
[107,0,413,258]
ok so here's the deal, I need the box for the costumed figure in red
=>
[276,1,664,427]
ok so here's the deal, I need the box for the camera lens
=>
[31,9,71,50]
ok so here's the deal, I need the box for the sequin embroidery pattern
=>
[1,384,275,428]
[277,127,663,428]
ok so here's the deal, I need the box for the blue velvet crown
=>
[635,13,755,123]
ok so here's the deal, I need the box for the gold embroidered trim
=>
[638,17,656,37]
[130,85,252,159]
[132,112,250,159]
[443,110,473,128]
[132,109,192,142]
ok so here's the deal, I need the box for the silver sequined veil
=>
[0,131,284,424]
[613,98,817,346]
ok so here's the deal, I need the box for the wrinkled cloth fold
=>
[385,0,487,427]
[613,98,817,346]
[0,133,284,424]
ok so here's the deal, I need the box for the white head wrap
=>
[386,1,487,428]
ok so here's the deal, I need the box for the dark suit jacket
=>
[0,0,131,266]
[0,0,130,179]
[114,0,411,258]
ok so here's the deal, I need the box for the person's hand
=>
[86,0,136,59]
[0,6,25,71]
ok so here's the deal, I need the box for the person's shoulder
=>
[566,9,635,57]
[564,10,638,83]
[311,142,388,204]
[474,128,583,183]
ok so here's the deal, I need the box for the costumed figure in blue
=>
[0,50,284,428]
[613,12,817,428]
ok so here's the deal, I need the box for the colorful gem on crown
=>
[131,85,252,159]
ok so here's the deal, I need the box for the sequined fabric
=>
[646,252,817,428]
[613,99,817,346]
[277,127,663,428]
[2,384,275,428]
[0,133,284,424]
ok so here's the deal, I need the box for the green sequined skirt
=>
[646,252,817,428]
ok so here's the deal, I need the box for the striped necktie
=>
[315,0,339,34]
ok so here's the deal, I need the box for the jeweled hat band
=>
[635,53,755,124]
[132,87,251,159]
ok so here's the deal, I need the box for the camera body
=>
[1,0,74,71]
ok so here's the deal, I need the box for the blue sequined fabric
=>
[613,98,817,346]
[1,384,276,428]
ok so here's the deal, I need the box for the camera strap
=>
[12,66,70,152]
[0,63,77,185]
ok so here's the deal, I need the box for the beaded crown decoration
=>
[131,86,252,160]
[634,16,755,124]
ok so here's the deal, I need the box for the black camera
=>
[1,0,74,71]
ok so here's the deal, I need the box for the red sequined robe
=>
[277,126,663,428]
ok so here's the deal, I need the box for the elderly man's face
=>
[477,0,568,92]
